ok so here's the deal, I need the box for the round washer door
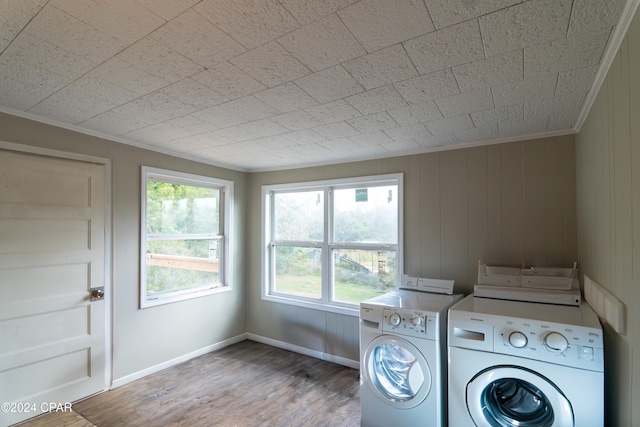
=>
[362,335,432,409]
[466,366,574,427]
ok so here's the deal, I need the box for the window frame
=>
[140,166,233,308]
[261,173,403,316]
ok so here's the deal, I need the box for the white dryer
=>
[448,295,604,427]
[360,290,462,427]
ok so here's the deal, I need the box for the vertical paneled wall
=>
[576,7,640,426]
[247,135,577,362]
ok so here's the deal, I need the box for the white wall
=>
[576,6,640,425]
[247,136,578,362]
[0,112,247,384]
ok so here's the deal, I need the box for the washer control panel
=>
[382,308,437,340]
[495,319,604,371]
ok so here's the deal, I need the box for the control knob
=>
[411,316,422,327]
[508,331,528,348]
[388,313,401,326]
[544,332,569,352]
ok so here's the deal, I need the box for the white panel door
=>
[0,149,107,426]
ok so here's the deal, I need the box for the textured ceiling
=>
[0,0,632,171]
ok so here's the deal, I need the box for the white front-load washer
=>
[360,290,462,427]
[448,295,604,427]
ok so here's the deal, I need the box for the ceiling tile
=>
[345,85,407,115]
[270,110,323,130]
[305,100,362,124]
[436,88,494,117]
[110,99,176,124]
[499,115,548,138]
[349,130,394,146]
[216,119,289,141]
[88,57,170,96]
[155,136,223,153]
[338,0,435,52]
[167,131,234,151]
[134,0,200,21]
[424,0,522,29]
[492,73,558,108]
[343,44,418,90]
[193,62,267,100]
[195,0,299,49]
[277,14,365,72]
[0,0,47,52]
[555,65,598,99]
[124,119,208,145]
[295,66,363,103]
[394,69,460,104]
[288,142,333,157]
[0,73,64,111]
[424,114,474,135]
[132,79,225,120]
[231,41,311,88]
[471,104,524,128]
[29,75,139,124]
[79,110,154,135]
[347,111,399,133]
[378,136,422,152]
[384,123,432,143]
[568,0,626,36]
[319,137,366,153]
[524,29,609,78]
[51,0,164,45]
[404,19,484,75]
[190,106,248,129]
[116,37,204,82]
[454,123,500,143]
[220,95,282,122]
[312,121,359,139]
[254,82,319,113]
[282,129,326,144]
[151,9,245,68]
[25,4,125,61]
[479,0,573,57]
[1,32,95,79]
[278,0,358,25]
[452,49,523,92]
[387,101,443,125]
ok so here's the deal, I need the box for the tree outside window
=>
[141,167,232,308]
[263,174,402,314]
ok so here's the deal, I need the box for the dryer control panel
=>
[381,308,438,340]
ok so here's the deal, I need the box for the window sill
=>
[142,285,231,308]
[262,293,359,317]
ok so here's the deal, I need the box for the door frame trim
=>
[0,140,113,391]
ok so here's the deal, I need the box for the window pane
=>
[147,181,219,235]
[273,246,322,299]
[274,191,323,241]
[332,249,396,303]
[145,239,221,299]
[333,185,397,244]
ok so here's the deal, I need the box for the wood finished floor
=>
[18,340,361,427]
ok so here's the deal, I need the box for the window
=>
[262,174,402,315]
[141,167,232,307]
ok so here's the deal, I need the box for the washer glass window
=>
[466,366,574,427]
[371,343,423,400]
[364,336,432,409]
[481,378,554,426]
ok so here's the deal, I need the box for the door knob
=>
[90,287,105,301]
